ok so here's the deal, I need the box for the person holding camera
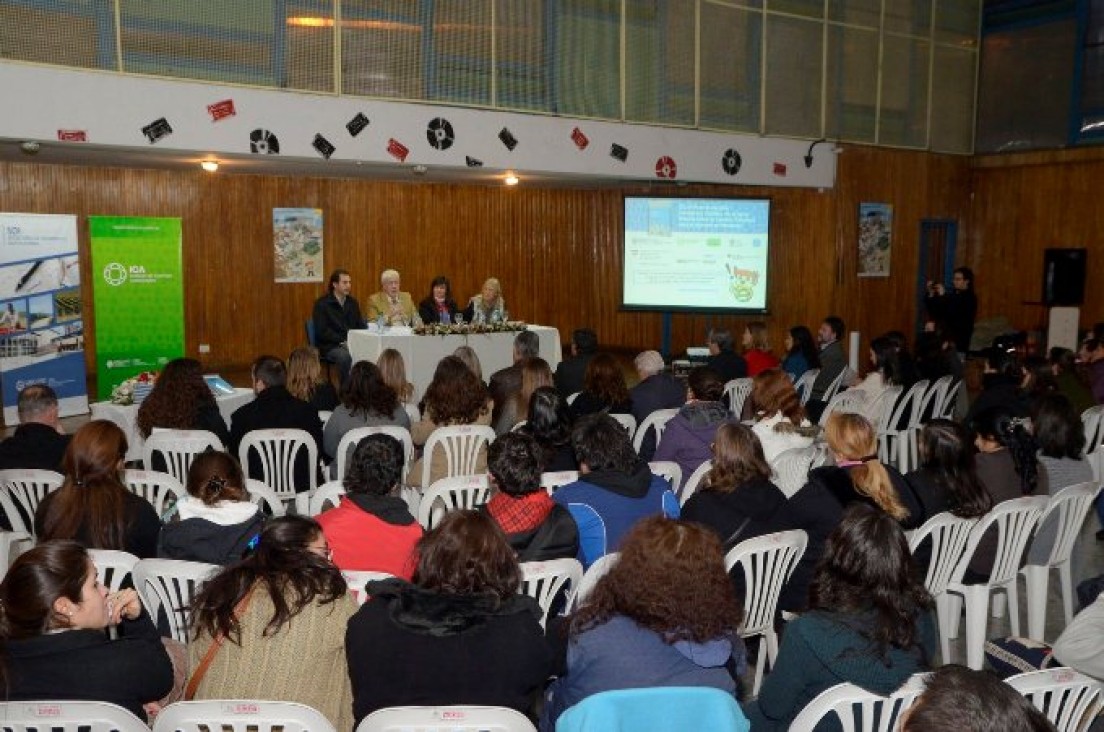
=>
[925,267,977,355]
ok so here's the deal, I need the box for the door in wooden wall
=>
[916,219,959,337]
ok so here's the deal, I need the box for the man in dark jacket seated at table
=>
[229,355,325,493]
[312,268,363,385]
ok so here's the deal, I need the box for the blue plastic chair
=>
[555,687,749,732]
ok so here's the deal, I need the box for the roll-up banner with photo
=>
[0,213,88,423]
[89,216,184,400]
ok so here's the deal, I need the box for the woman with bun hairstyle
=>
[34,420,161,558]
[158,451,263,565]
[0,541,173,719]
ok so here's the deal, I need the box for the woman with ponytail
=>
[158,451,263,565]
[774,412,921,613]
[0,541,173,720]
[34,420,160,558]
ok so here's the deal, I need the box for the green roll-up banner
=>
[89,216,184,399]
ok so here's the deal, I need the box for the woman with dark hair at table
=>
[743,504,935,730]
[411,356,493,488]
[570,353,633,418]
[0,541,173,720]
[346,510,553,725]
[286,346,338,412]
[519,387,578,471]
[188,516,357,730]
[135,357,229,445]
[35,420,161,558]
[418,275,460,326]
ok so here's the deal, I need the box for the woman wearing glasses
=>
[186,516,357,730]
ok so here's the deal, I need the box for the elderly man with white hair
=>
[365,269,419,327]
[629,350,686,460]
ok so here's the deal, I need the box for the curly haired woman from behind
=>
[540,517,747,731]
[135,357,229,446]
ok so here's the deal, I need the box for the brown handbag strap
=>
[184,586,256,700]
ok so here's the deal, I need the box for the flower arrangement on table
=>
[414,321,528,336]
[110,371,158,405]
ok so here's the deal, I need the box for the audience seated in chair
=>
[481,431,578,562]
[0,383,71,474]
[805,316,847,421]
[552,414,679,568]
[540,517,748,731]
[488,330,541,435]
[629,350,686,460]
[410,356,493,489]
[653,366,730,491]
[554,328,597,399]
[899,664,1053,732]
[706,327,748,383]
[158,451,263,565]
[0,541,173,721]
[749,369,817,463]
[742,504,935,731]
[781,325,820,381]
[742,322,781,377]
[317,433,421,577]
[346,510,553,726]
[322,361,410,469]
[35,420,160,558]
[187,516,357,730]
[497,357,554,436]
[135,358,230,449]
[286,346,338,412]
[517,387,578,472]
[569,353,633,419]
[228,355,326,490]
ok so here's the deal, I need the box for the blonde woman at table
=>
[135,357,229,446]
[378,348,415,407]
[463,277,507,324]
[411,356,493,489]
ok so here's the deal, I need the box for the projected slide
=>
[622,197,770,313]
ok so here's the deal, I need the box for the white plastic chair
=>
[566,392,580,405]
[142,429,223,484]
[907,511,979,663]
[943,496,1048,669]
[793,368,820,406]
[822,366,855,404]
[519,557,583,629]
[569,551,620,611]
[540,470,579,495]
[1005,668,1104,732]
[1022,482,1102,640]
[725,529,808,695]
[918,375,953,421]
[872,384,909,470]
[609,412,637,436]
[246,479,287,517]
[723,377,754,416]
[300,479,347,516]
[343,569,395,605]
[318,410,332,427]
[680,460,712,506]
[787,673,929,732]
[88,548,140,593]
[648,461,682,494]
[770,446,817,498]
[123,469,184,519]
[0,529,31,581]
[357,705,536,732]
[238,428,318,502]
[818,389,868,427]
[153,699,338,732]
[938,379,963,420]
[132,557,218,644]
[0,700,149,731]
[510,420,527,432]
[0,468,63,534]
[632,408,679,454]
[417,474,491,530]
[1082,405,1104,454]
[419,425,496,489]
[335,425,415,484]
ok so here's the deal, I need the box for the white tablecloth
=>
[348,325,562,403]
[90,387,254,463]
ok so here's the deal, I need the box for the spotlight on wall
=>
[200,160,219,173]
[504,172,519,186]
[19,141,40,155]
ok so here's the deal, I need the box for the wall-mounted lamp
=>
[504,172,519,186]
[200,160,219,173]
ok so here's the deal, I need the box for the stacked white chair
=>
[88,549,140,593]
[1005,668,1104,732]
[238,428,318,504]
[419,425,495,489]
[724,529,807,695]
[540,470,579,495]
[0,529,31,581]
[1022,482,1102,640]
[876,382,925,472]
[788,673,929,731]
[793,368,820,406]
[1082,406,1104,481]
[570,552,620,611]
[937,379,963,420]
[0,700,149,731]
[519,558,584,629]
[942,496,1048,669]
[632,408,679,454]
[0,468,63,535]
[417,474,491,530]
[335,425,414,484]
[907,511,980,663]
[818,389,867,427]
[246,479,287,517]
[132,558,218,644]
[123,469,184,519]
[770,446,817,498]
[142,429,223,484]
[822,366,855,404]
[357,705,536,732]
[648,461,682,494]
[723,377,754,416]
[153,700,338,732]
[343,569,396,605]
[680,460,712,506]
